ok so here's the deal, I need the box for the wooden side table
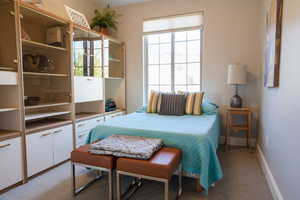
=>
[225,107,253,151]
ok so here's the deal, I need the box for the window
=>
[144,29,202,97]
[73,40,102,77]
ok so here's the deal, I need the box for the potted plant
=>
[90,8,121,35]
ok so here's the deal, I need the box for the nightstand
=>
[225,107,253,151]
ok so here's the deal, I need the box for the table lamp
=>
[227,64,247,108]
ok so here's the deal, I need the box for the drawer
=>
[26,129,54,177]
[89,116,104,129]
[74,77,103,103]
[76,116,104,132]
[76,120,92,132]
[76,130,90,148]
[0,137,23,190]
[105,111,125,121]
[0,71,17,85]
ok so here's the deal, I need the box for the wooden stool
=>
[71,144,115,200]
[116,147,182,200]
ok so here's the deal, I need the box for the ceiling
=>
[98,0,154,7]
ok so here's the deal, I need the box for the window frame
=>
[143,28,204,104]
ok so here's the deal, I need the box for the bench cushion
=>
[117,147,182,180]
[71,144,115,169]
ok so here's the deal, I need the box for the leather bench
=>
[116,147,183,200]
[71,144,115,200]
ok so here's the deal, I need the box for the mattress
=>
[87,112,223,191]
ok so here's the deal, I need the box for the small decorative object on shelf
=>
[21,28,31,40]
[23,54,40,72]
[46,26,64,47]
[105,98,117,112]
[23,54,55,73]
[24,96,41,106]
[90,8,121,35]
[65,5,90,29]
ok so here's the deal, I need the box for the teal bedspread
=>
[87,112,223,191]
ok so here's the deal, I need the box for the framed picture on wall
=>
[264,0,283,88]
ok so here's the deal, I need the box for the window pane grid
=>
[145,30,202,98]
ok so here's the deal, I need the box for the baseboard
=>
[257,145,284,200]
[219,136,256,146]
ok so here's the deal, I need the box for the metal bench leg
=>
[117,171,121,200]
[164,180,169,200]
[108,170,113,200]
[177,163,182,197]
[72,163,76,196]
[72,163,103,196]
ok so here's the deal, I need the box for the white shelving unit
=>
[0,1,126,193]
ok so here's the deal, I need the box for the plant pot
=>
[99,27,109,35]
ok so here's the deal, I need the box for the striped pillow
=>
[159,94,186,116]
[193,92,204,115]
[147,91,160,113]
[178,91,205,115]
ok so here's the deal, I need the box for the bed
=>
[86,111,223,191]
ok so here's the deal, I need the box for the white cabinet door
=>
[0,137,23,190]
[74,77,103,103]
[53,125,73,165]
[26,130,53,177]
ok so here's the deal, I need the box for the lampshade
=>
[227,64,247,85]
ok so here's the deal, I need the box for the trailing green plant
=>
[90,8,121,32]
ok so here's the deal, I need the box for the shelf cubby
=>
[0,0,19,71]
[20,3,68,50]
[25,118,72,134]
[0,130,21,142]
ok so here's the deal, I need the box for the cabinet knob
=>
[13,59,18,64]
[0,143,10,149]
[10,11,15,16]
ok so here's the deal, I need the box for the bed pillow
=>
[202,101,219,115]
[136,105,147,113]
[178,91,204,115]
[147,91,160,113]
[159,94,186,116]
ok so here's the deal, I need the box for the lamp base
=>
[230,95,243,108]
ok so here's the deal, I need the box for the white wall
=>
[115,0,263,115]
[260,0,300,199]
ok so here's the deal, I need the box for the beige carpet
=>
[0,147,273,200]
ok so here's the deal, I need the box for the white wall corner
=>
[257,145,284,200]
